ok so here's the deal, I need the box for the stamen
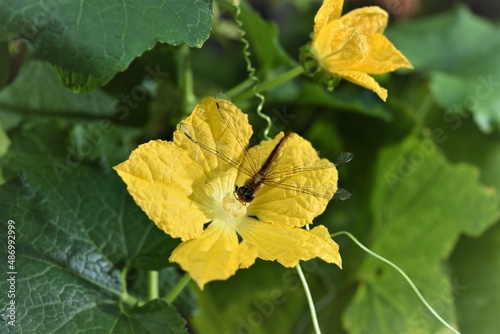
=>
[222,193,247,219]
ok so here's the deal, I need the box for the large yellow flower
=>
[305,0,413,101]
[114,97,342,289]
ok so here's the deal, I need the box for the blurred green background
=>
[1,0,499,333]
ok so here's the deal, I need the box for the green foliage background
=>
[1,0,499,333]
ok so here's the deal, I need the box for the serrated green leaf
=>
[0,122,183,332]
[343,136,499,334]
[387,5,500,132]
[0,0,213,91]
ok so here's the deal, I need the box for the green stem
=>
[178,44,196,115]
[164,273,191,304]
[120,266,143,307]
[296,263,322,334]
[225,77,254,99]
[231,65,304,103]
[147,271,159,300]
[331,231,461,334]
[121,292,141,307]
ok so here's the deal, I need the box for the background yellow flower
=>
[309,0,413,101]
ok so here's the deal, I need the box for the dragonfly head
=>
[235,185,255,204]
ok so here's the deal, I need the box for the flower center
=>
[222,193,247,220]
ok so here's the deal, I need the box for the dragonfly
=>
[179,98,353,204]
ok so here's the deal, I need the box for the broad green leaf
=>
[0,60,116,129]
[429,111,500,332]
[69,122,142,170]
[450,221,500,334]
[0,0,213,91]
[0,171,185,333]
[427,105,500,202]
[0,122,184,332]
[116,300,187,333]
[192,259,323,334]
[344,136,499,334]
[387,5,500,132]
[295,82,393,121]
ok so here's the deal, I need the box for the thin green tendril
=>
[296,223,321,333]
[296,263,322,334]
[331,231,461,334]
[233,3,272,140]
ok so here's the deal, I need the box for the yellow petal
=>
[170,221,258,289]
[114,140,209,241]
[236,218,342,268]
[336,70,388,101]
[313,20,363,65]
[244,132,337,228]
[339,7,388,34]
[173,96,253,180]
[330,33,414,74]
[314,0,344,35]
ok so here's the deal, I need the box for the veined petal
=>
[331,34,413,75]
[236,218,342,268]
[313,20,361,64]
[365,34,413,69]
[170,221,258,289]
[173,96,253,180]
[339,7,388,34]
[244,133,337,228]
[336,70,388,101]
[114,140,209,241]
[314,0,344,35]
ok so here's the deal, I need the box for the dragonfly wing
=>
[333,188,351,200]
[332,152,353,166]
[179,122,255,177]
[264,145,337,181]
[214,98,263,174]
[257,133,348,200]
[262,178,335,199]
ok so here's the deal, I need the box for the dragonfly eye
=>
[236,185,255,203]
